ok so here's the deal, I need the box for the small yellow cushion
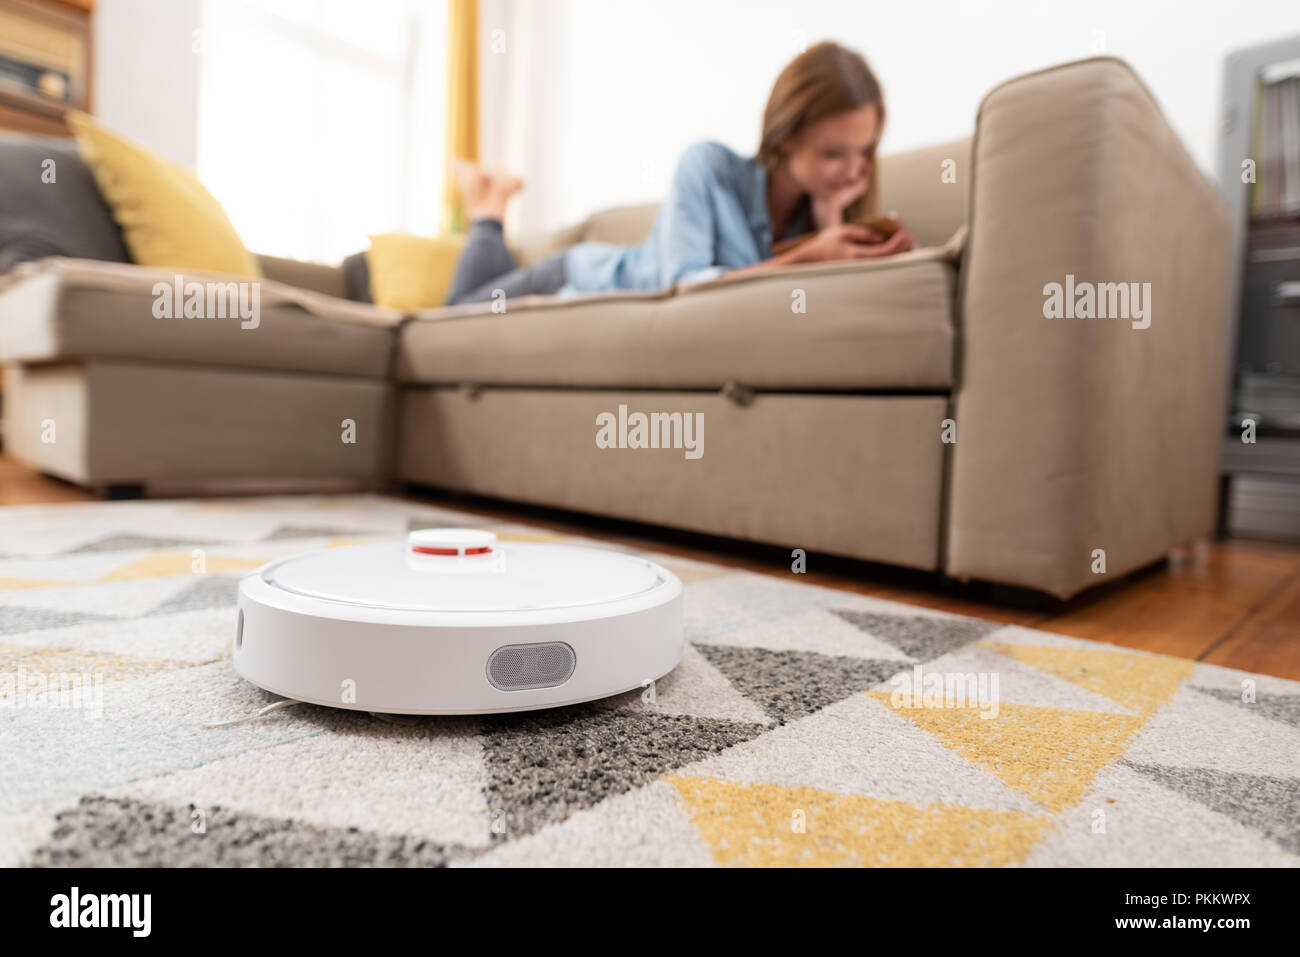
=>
[66,111,261,278]
[366,233,467,310]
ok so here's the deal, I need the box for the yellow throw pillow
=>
[366,233,467,310]
[66,111,261,278]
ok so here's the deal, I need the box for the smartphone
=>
[864,214,900,239]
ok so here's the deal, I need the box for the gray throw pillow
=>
[341,249,372,302]
[0,131,130,274]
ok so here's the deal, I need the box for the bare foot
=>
[453,159,524,221]
[452,158,492,209]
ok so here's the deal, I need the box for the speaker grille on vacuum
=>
[486,642,577,691]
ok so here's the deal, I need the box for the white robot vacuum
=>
[232,529,684,715]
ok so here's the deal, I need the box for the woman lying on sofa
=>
[443,40,915,306]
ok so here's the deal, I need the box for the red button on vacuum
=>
[407,528,497,557]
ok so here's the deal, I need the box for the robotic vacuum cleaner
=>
[233,529,684,715]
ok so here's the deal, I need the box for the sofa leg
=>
[1167,539,1211,572]
[985,582,1064,613]
[100,482,145,500]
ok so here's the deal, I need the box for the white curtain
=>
[196,0,448,263]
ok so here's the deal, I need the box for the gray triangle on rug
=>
[145,575,244,616]
[28,794,486,868]
[0,605,117,637]
[64,534,223,555]
[1121,762,1300,856]
[260,524,379,542]
[1190,686,1300,732]
[477,704,768,840]
[829,608,1002,662]
[693,643,904,725]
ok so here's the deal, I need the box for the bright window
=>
[197,0,447,264]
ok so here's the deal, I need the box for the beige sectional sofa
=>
[0,257,399,493]
[0,58,1233,598]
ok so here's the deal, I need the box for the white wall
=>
[480,0,1300,233]
[91,0,1300,236]
[94,0,202,169]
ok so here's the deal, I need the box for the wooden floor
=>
[2,454,1297,681]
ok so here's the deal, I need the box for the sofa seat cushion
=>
[397,242,959,391]
[0,257,400,378]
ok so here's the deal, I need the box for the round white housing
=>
[233,530,684,715]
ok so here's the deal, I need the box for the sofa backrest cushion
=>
[0,132,130,274]
[876,137,972,250]
[258,253,351,300]
[507,137,975,268]
[520,137,973,265]
[578,203,660,246]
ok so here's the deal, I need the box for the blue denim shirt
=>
[558,141,811,295]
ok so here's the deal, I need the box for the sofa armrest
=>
[946,57,1233,598]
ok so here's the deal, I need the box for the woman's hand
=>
[727,221,916,281]
[789,223,915,263]
[811,177,870,229]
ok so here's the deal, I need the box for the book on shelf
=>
[1251,71,1300,221]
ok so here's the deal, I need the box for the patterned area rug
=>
[1,494,1297,867]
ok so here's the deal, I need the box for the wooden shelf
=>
[0,84,71,120]
[1249,212,1300,228]
[0,0,93,136]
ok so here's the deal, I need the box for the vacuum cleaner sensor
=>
[233,529,684,715]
